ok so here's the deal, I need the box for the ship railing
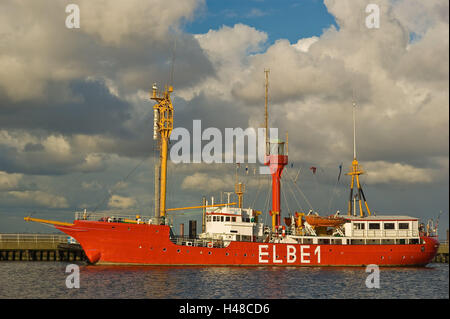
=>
[74,211,159,225]
[0,233,68,244]
[170,235,225,248]
[352,229,419,238]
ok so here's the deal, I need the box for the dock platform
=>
[0,234,87,262]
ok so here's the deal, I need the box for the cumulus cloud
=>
[364,161,438,184]
[181,172,234,192]
[0,171,22,191]
[184,0,448,189]
[108,195,137,209]
[8,190,69,208]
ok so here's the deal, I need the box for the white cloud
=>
[8,190,69,208]
[0,171,22,191]
[108,195,137,209]
[363,161,438,184]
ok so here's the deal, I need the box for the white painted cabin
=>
[199,206,264,242]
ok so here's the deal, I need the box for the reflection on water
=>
[0,262,448,299]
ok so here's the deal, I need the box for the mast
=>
[263,69,288,232]
[346,98,371,217]
[151,83,174,222]
[265,68,269,155]
[235,164,245,208]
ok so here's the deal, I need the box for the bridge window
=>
[399,223,409,229]
[226,216,230,222]
[207,216,211,222]
[232,217,236,222]
[221,216,224,222]
[353,223,365,230]
[369,223,380,230]
[384,223,395,230]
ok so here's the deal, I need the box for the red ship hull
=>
[56,220,439,266]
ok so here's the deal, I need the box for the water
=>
[0,262,448,299]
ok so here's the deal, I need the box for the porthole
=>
[177,249,181,253]
[208,251,212,255]
[162,248,167,252]
[226,252,229,256]
[244,254,247,257]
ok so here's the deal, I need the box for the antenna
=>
[264,68,270,155]
[169,34,177,87]
[352,90,357,160]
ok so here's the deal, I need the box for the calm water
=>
[0,262,448,299]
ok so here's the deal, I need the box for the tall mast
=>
[346,98,371,217]
[353,100,357,160]
[235,164,245,208]
[264,68,269,155]
[151,83,174,222]
[263,69,288,232]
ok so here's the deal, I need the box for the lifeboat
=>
[305,214,347,227]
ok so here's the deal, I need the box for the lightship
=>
[24,70,439,266]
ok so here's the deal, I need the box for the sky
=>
[0,0,448,239]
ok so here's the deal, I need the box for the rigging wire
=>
[92,156,147,213]
[286,174,306,213]
[284,167,315,212]
[281,180,292,217]
[262,175,272,227]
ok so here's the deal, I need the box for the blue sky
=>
[184,0,338,44]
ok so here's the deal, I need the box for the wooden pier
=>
[0,234,87,262]
[433,242,449,263]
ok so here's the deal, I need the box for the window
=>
[206,216,211,222]
[384,223,395,230]
[399,223,409,229]
[369,223,380,230]
[232,217,236,222]
[226,216,230,222]
[353,223,365,230]
[213,216,217,222]
[221,216,224,222]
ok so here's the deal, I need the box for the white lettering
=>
[300,245,310,263]
[273,245,282,263]
[287,245,296,263]
[259,245,269,263]
[314,245,321,264]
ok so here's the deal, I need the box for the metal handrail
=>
[0,233,67,243]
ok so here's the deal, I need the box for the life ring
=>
[207,242,213,248]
